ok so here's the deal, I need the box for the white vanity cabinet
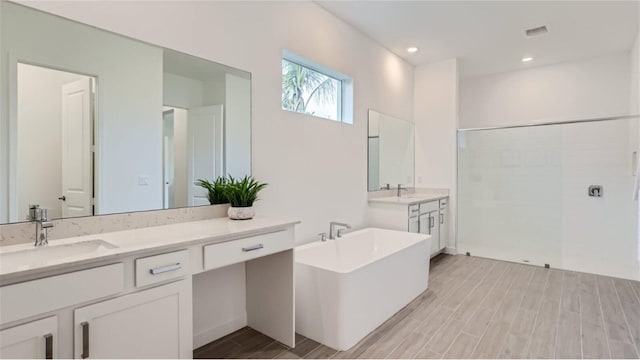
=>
[73,280,191,359]
[0,264,124,359]
[369,196,449,257]
[0,316,57,359]
[1,217,299,359]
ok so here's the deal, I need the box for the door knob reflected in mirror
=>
[58,195,66,201]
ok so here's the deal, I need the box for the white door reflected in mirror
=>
[163,105,225,209]
[187,105,224,207]
[14,63,96,222]
[61,77,94,219]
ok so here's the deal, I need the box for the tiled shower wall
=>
[457,117,639,280]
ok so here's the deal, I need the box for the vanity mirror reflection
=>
[367,110,415,192]
[0,2,252,224]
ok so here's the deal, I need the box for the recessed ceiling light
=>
[407,47,418,53]
[521,56,533,63]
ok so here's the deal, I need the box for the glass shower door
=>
[457,117,639,280]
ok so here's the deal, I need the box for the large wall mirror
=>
[0,2,252,224]
[367,110,415,191]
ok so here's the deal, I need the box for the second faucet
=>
[329,221,351,240]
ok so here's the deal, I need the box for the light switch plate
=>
[138,176,149,186]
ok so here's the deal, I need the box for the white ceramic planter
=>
[228,206,255,220]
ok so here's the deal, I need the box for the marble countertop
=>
[368,189,449,205]
[0,216,300,280]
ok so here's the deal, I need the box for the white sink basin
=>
[1,239,118,273]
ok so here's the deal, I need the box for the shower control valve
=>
[588,185,603,197]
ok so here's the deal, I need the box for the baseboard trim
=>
[193,314,247,349]
[444,247,457,255]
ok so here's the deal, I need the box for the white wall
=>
[202,76,226,106]
[0,1,6,222]
[16,64,84,220]
[414,59,459,250]
[460,52,631,129]
[632,34,639,268]
[631,34,639,115]
[1,2,164,219]
[163,72,204,109]
[224,74,251,178]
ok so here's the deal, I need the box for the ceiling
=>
[316,1,640,78]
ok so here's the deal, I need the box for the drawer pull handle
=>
[81,322,89,359]
[44,333,53,359]
[149,263,182,275]
[242,244,264,252]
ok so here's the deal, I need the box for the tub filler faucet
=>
[329,221,351,240]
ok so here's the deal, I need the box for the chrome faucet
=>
[397,184,408,197]
[380,183,390,190]
[29,205,54,246]
[329,221,351,240]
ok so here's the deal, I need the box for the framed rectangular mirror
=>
[367,110,415,191]
[0,2,252,224]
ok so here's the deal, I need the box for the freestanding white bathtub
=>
[295,228,430,351]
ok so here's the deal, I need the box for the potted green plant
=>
[195,177,229,205]
[223,175,267,220]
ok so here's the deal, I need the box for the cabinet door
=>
[0,316,57,359]
[74,280,191,359]
[439,208,447,251]
[419,214,429,235]
[408,217,419,233]
[429,211,441,254]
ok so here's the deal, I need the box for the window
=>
[281,50,353,123]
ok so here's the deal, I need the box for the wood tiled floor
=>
[193,254,640,359]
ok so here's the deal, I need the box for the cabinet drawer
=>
[408,204,420,218]
[419,201,438,214]
[204,230,293,271]
[1,263,123,324]
[135,250,189,288]
[439,198,448,209]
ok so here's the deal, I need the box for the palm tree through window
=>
[281,59,341,121]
